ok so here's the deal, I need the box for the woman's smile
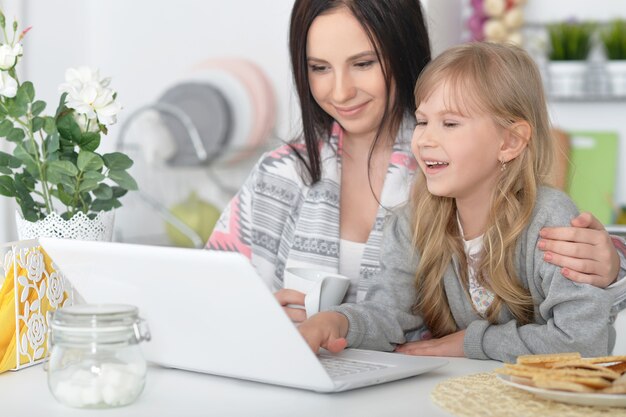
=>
[333,101,370,118]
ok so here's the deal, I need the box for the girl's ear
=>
[499,121,531,163]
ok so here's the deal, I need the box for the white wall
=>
[21,0,298,142]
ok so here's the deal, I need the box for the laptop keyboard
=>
[319,355,391,378]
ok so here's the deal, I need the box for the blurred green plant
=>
[600,19,626,60]
[547,21,595,61]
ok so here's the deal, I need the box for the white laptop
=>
[39,238,448,392]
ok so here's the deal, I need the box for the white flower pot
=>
[606,60,626,97]
[15,210,115,241]
[547,61,588,98]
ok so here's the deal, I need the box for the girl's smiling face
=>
[411,81,504,206]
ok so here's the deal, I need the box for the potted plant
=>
[0,12,137,240]
[600,19,626,96]
[546,21,595,98]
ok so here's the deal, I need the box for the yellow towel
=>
[0,248,67,373]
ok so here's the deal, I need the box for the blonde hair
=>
[410,42,555,337]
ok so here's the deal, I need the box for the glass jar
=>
[47,304,151,408]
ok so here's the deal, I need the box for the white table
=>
[0,357,500,416]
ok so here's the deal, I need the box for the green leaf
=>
[43,117,57,135]
[21,81,35,102]
[31,100,46,116]
[91,198,115,212]
[56,174,76,192]
[103,152,134,170]
[15,89,28,107]
[55,92,68,116]
[0,150,21,168]
[77,151,104,171]
[6,127,25,142]
[108,170,138,190]
[15,172,36,192]
[44,133,60,155]
[58,138,77,158]
[13,146,39,178]
[78,179,99,193]
[83,170,105,182]
[0,175,16,197]
[56,112,82,143]
[6,100,27,118]
[32,116,44,132]
[53,185,75,206]
[111,186,128,198]
[47,160,79,184]
[78,132,100,152]
[0,167,11,174]
[0,119,13,136]
[17,203,39,222]
[93,183,113,200]
[82,192,93,205]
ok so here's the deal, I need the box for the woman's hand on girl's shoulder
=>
[538,212,620,288]
[394,330,465,357]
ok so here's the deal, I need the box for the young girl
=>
[206,0,626,324]
[297,42,616,362]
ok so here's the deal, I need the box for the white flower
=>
[0,71,17,97]
[60,66,121,126]
[65,85,122,126]
[59,66,110,93]
[0,43,23,70]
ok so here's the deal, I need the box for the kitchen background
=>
[0,0,625,245]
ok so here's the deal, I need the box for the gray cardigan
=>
[333,187,616,363]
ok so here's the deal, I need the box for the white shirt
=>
[457,217,495,316]
[339,239,366,302]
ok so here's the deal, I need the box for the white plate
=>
[497,374,626,407]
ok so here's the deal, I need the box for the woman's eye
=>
[354,60,375,69]
[415,120,427,127]
[308,64,328,73]
[443,121,459,128]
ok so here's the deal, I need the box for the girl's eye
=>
[415,120,427,127]
[308,64,328,73]
[354,60,375,69]
[443,121,459,128]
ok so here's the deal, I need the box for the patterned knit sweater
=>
[207,118,417,302]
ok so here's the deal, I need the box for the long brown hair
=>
[410,42,555,337]
[288,0,431,184]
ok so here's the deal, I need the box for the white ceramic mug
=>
[283,267,350,318]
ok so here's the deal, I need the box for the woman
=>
[207,0,626,322]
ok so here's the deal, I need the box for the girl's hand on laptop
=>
[298,312,349,354]
[275,289,308,322]
[538,212,620,288]
[394,330,465,357]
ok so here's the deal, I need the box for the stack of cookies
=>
[496,352,626,393]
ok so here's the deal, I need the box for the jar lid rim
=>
[55,303,138,316]
[51,303,140,331]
